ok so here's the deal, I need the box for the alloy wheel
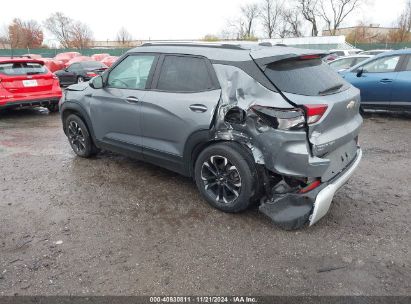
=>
[77,77,84,83]
[201,155,242,204]
[67,121,86,153]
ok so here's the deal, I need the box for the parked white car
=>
[329,49,362,57]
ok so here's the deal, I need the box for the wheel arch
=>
[61,102,98,146]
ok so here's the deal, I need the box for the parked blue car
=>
[341,49,411,111]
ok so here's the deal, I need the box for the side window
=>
[362,56,400,73]
[156,55,214,92]
[107,55,156,89]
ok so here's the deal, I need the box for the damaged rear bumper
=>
[260,148,362,229]
[309,148,362,226]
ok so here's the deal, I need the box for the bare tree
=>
[5,19,43,49]
[70,21,93,49]
[44,12,94,49]
[44,12,73,48]
[241,3,260,38]
[0,25,11,48]
[320,0,363,36]
[390,0,411,42]
[281,8,303,37]
[260,0,284,38]
[296,0,320,36]
[226,18,247,40]
[116,27,133,46]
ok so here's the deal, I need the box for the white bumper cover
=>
[309,149,363,226]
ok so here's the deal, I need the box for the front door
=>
[349,55,401,109]
[89,54,158,153]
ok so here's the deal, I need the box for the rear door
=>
[0,61,54,98]
[140,55,221,166]
[389,54,411,110]
[89,54,158,152]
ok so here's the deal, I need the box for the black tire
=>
[65,114,99,158]
[77,76,84,83]
[194,142,258,213]
[46,104,59,113]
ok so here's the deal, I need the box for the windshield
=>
[82,62,107,69]
[264,57,350,96]
[0,62,46,75]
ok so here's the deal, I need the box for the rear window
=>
[264,58,349,96]
[0,62,47,76]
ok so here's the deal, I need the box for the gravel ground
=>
[0,108,410,296]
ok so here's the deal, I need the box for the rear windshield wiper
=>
[319,83,343,95]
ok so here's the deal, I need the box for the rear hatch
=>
[251,49,362,179]
[0,61,54,96]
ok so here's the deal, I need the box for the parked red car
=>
[0,57,62,112]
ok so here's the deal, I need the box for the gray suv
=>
[60,43,363,230]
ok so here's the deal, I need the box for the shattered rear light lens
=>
[304,104,328,125]
[251,106,305,131]
[299,179,321,193]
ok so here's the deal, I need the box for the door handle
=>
[189,104,208,113]
[380,79,393,83]
[125,96,139,103]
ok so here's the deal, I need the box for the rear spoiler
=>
[250,47,328,71]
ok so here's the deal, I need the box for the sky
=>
[0,0,408,43]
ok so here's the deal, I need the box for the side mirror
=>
[356,68,364,77]
[90,75,103,89]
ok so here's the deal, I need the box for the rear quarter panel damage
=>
[211,63,330,179]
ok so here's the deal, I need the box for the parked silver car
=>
[60,43,363,230]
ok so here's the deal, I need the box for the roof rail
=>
[140,42,245,50]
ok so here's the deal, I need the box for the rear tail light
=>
[86,72,98,77]
[299,55,321,60]
[251,106,305,131]
[304,104,328,125]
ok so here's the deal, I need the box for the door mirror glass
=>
[90,75,103,89]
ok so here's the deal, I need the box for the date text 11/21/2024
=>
[149,296,258,303]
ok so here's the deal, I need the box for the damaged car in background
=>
[59,43,363,230]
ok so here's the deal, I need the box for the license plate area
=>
[321,140,358,182]
[22,80,38,87]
